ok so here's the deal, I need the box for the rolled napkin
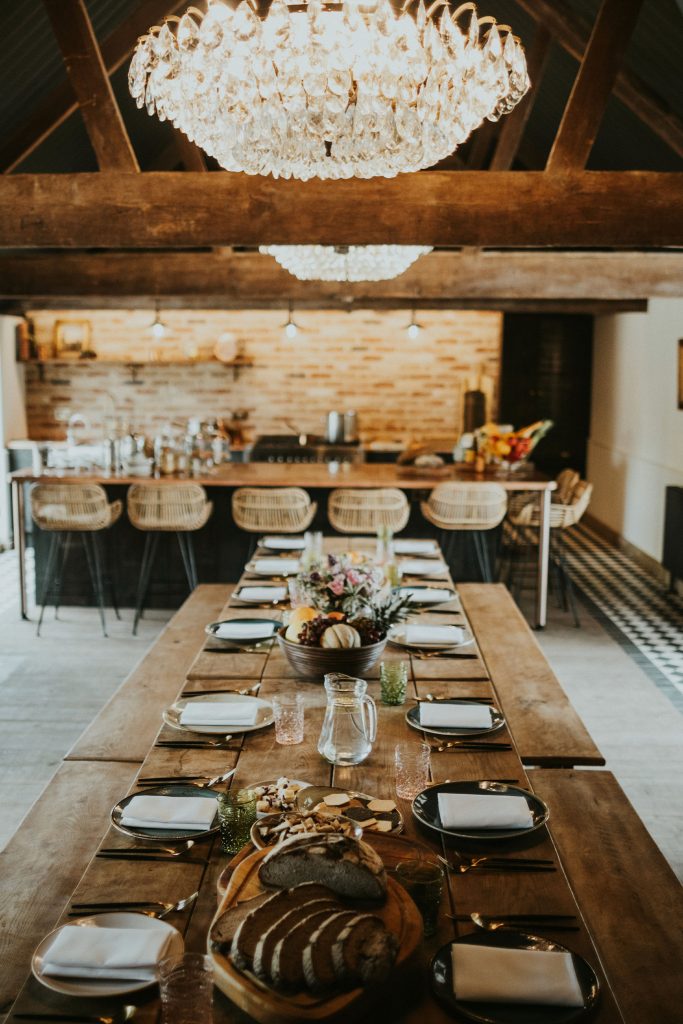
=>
[262,536,305,549]
[400,559,448,575]
[451,943,584,1006]
[179,701,259,727]
[394,540,438,554]
[41,925,175,981]
[251,558,300,574]
[404,588,454,604]
[420,703,492,729]
[405,625,466,645]
[437,792,534,830]
[120,794,217,831]
[214,622,274,640]
[237,586,288,602]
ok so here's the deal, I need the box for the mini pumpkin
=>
[320,623,361,649]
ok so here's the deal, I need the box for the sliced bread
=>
[251,897,340,981]
[331,914,399,986]
[259,835,387,901]
[209,892,271,953]
[302,910,359,992]
[270,907,341,990]
[230,881,335,971]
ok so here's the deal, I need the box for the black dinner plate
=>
[412,780,549,842]
[406,699,505,738]
[430,930,599,1024]
[111,783,220,841]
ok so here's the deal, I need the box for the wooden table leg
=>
[535,488,551,629]
[12,479,28,619]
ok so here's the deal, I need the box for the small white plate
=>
[388,624,474,650]
[399,559,449,577]
[32,912,183,998]
[163,693,274,735]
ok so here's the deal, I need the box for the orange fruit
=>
[328,611,346,621]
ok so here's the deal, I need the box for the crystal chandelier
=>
[260,244,432,281]
[129,0,529,180]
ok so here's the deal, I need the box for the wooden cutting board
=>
[209,843,423,1023]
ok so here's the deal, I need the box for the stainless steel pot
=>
[325,411,345,444]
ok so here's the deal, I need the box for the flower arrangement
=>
[475,419,553,465]
[294,553,385,619]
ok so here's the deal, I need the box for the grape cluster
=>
[298,616,340,647]
[348,616,383,646]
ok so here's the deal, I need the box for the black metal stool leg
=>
[96,530,121,620]
[53,532,72,620]
[36,532,59,637]
[133,532,159,636]
[176,532,194,592]
[186,533,198,590]
[82,533,107,637]
[471,531,489,583]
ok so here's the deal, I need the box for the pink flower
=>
[346,569,362,586]
[328,577,346,596]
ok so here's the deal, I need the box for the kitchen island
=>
[10,464,555,626]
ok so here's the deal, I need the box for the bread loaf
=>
[209,892,271,953]
[251,897,339,981]
[331,914,399,986]
[230,881,335,971]
[259,834,387,901]
[270,907,340,990]
[302,911,359,991]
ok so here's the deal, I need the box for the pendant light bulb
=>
[406,310,423,341]
[150,301,166,340]
[282,303,300,340]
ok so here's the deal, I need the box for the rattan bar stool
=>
[505,480,593,626]
[128,483,213,635]
[420,483,508,582]
[232,487,317,538]
[30,483,122,637]
[327,488,410,535]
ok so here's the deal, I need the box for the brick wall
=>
[26,308,502,444]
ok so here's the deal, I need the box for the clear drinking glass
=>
[379,660,409,706]
[217,788,257,854]
[272,693,305,745]
[394,742,431,800]
[159,952,214,1024]
[394,857,445,938]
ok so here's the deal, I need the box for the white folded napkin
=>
[237,586,288,602]
[41,925,174,981]
[120,794,217,831]
[394,540,438,554]
[405,625,465,645]
[214,622,274,640]
[252,558,300,574]
[451,943,584,1006]
[404,588,454,604]
[437,792,534,831]
[179,700,259,726]
[262,536,305,549]
[400,559,448,575]
[420,703,492,729]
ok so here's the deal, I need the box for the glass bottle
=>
[317,673,377,766]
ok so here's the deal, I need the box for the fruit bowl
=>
[276,628,387,681]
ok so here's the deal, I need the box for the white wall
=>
[588,299,683,563]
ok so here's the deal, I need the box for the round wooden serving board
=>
[209,843,423,1023]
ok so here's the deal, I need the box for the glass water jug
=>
[317,673,377,766]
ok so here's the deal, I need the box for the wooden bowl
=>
[276,629,387,681]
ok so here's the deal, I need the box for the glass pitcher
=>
[318,673,377,766]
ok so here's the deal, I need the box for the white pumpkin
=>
[320,623,361,649]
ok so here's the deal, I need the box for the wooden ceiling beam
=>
[41,0,139,172]
[546,0,645,173]
[515,0,683,160]
[1,0,180,174]
[1,172,681,248]
[490,27,551,171]
[0,251,680,302]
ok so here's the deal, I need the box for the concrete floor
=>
[0,551,681,882]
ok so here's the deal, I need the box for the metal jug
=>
[317,673,377,766]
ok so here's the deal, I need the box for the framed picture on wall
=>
[54,319,93,359]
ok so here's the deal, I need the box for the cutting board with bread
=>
[208,834,423,1023]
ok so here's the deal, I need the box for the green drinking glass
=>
[379,660,409,706]
[217,788,257,854]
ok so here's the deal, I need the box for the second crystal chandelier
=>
[260,245,432,281]
[129,0,529,181]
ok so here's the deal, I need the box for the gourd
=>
[320,623,361,649]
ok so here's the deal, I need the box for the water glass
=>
[159,952,214,1024]
[272,693,305,745]
[394,857,445,938]
[217,788,257,854]
[379,660,409,706]
[394,742,431,800]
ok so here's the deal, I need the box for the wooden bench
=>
[529,769,683,1024]
[66,585,229,763]
[0,760,140,1014]
[460,584,605,766]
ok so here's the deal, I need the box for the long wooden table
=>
[7,539,666,1024]
[10,464,557,627]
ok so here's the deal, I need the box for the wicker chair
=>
[327,488,410,535]
[30,483,122,637]
[127,483,213,635]
[506,480,593,626]
[420,483,508,582]
[232,487,317,535]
